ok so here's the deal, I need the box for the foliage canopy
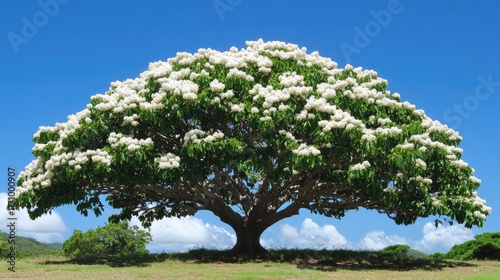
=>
[14,39,491,254]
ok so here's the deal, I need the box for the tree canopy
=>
[14,39,491,255]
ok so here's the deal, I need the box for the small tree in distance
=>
[62,221,151,259]
[14,39,491,255]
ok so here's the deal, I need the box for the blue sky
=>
[1,0,499,253]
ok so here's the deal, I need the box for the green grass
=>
[1,249,499,279]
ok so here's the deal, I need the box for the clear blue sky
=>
[1,0,499,253]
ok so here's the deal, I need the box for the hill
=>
[1,231,62,257]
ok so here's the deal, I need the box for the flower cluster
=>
[183,129,224,147]
[108,132,153,151]
[292,144,321,156]
[123,113,139,126]
[410,175,433,185]
[351,161,371,171]
[415,158,427,169]
[227,68,254,82]
[16,148,112,196]
[155,153,181,169]
[210,79,225,92]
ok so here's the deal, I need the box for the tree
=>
[62,221,151,259]
[14,39,491,255]
[444,232,500,260]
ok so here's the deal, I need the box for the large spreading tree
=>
[14,39,491,255]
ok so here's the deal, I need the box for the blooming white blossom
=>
[210,79,225,92]
[377,118,392,125]
[469,176,481,184]
[415,158,427,169]
[473,211,486,219]
[351,161,371,171]
[398,142,414,149]
[220,90,235,99]
[211,97,221,104]
[230,103,244,112]
[278,72,305,87]
[451,160,469,169]
[155,153,181,169]
[108,132,153,151]
[412,176,432,184]
[123,114,139,126]
[292,144,321,156]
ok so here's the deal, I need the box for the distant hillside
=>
[1,231,62,257]
[407,249,428,259]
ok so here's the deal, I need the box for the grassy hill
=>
[1,231,62,257]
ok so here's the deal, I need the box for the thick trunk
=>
[224,203,301,256]
[230,226,267,256]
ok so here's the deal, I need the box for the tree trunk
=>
[230,226,267,256]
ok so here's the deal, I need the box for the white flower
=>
[377,118,392,125]
[211,97,221,104]
[473,211,486,219]
[415,158,427,169]
[398,142,414,149]
[220,90,234,99]
[278,130,296,141]
[155,153,181,169]
[182,92,197,100]
[292,144,321,156]
[351,161,371,171]
[230,103,244,112]
[210,79,225,92]
[469,176,481,184]
[451,160,469,169]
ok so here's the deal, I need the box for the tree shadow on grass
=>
[40,249,477,271]
[41,254,164,268]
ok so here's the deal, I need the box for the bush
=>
[381,244,411,255]
[0,239,7,256]
[62,221,152,259]
[445,232,500,260]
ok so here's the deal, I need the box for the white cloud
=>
[276,218,349,249]
[416,222,474,252]
[360,230,410,250]
[0,192,68,243]
[130,216,236,252]
[359,222,475,253]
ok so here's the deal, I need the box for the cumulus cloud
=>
[276,218,349,249]
[130,216,236,252]
[360,230,410,250]
[359,222,475,253]
[416,222,474,252]
[0,192,68,243]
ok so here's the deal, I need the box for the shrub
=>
[381,244,411,255]
[62,221,152,259]
[445,232,500,260]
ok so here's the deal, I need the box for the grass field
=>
[1,250,499,280]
